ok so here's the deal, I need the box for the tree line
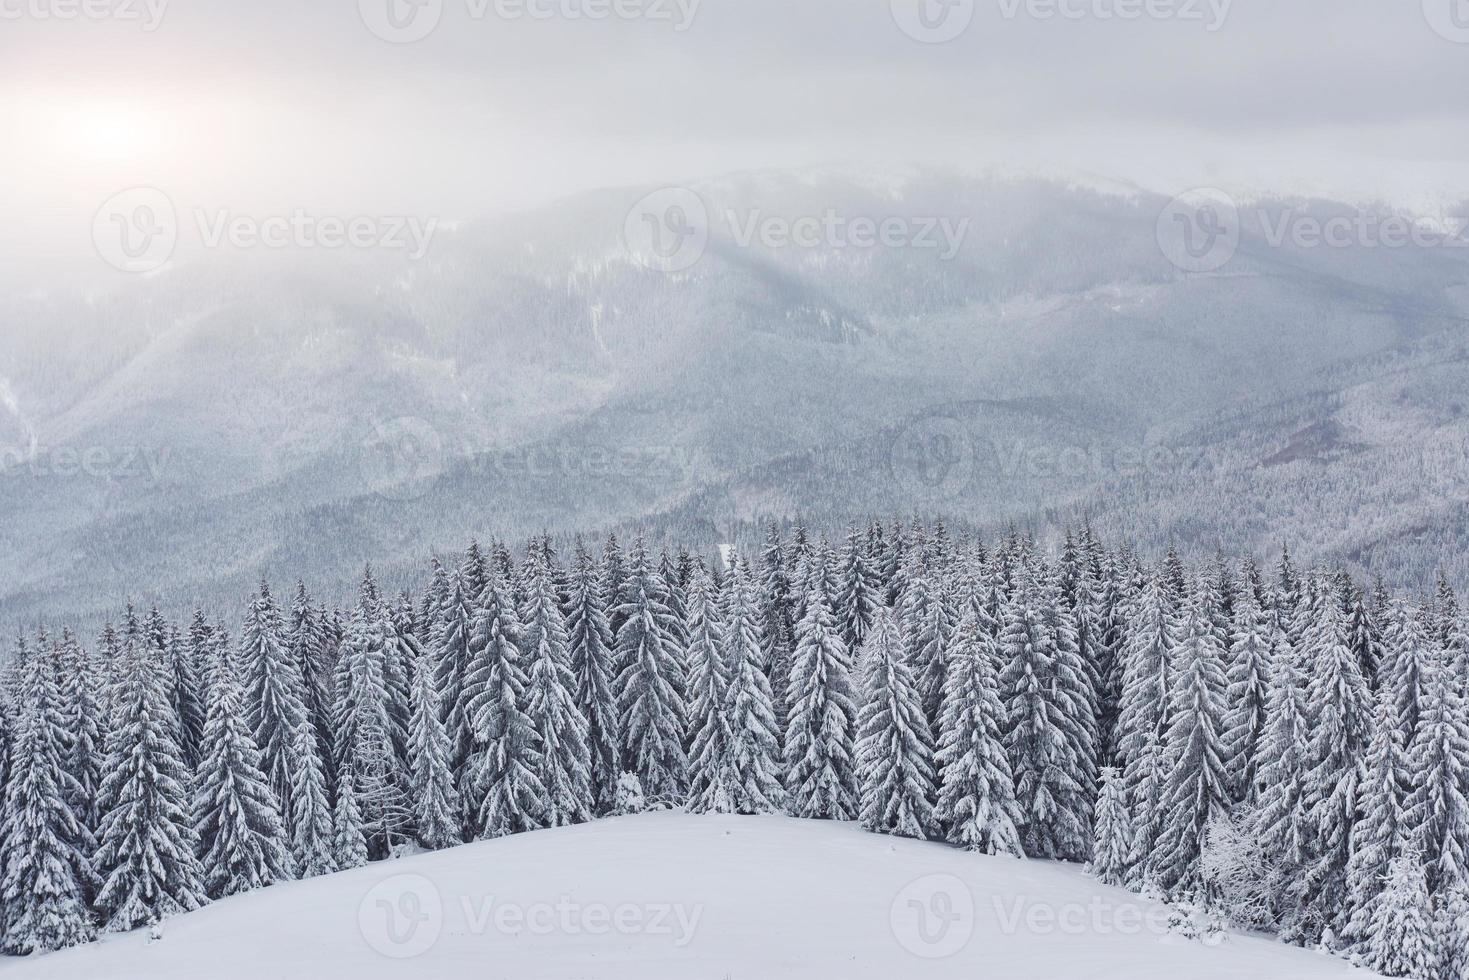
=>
[1,520,1466,978]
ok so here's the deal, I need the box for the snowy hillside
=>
[1,813,1372,980]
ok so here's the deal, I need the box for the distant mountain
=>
[3,170,1467,624]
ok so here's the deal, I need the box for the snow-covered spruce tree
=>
[58,630,103,841]
[601,533,629,640]
[0,645,97,954]
[287,586,334,760]
[240,580,314,843]
[836,524,882,654]
[1361,848,1440,979]
[1342,683,1409,950]
[899,563,955,727]
[713,556,784,814]
[856,607,937,839]
[1439,884,1469,980]
[94,626,208,932]
[1042,572,1100,856]
[686,565,735,813]
[1150,589,1230,901]
[407,646,462,850]
[1090,568,1129,766]
[288,720,336,878]
[332,572,414,855]
[1297,594,1373,940]
[1090,766,1133,887]
[1401,648,1469,894]
[463,572,545,837]
[521,552,593,827]
[192,649,293,899]
[330,766,369,871]
[381,597,418,769]
[1000,569,1092,861]
[784,586,859,821]
[612,538,689,807]
[432,569,478,782]
[568,542,621,814]
[1116,574,1175,880]
[1222,588,1272,803]
[1383,600,1435,746]
[1347,585,1383,688]
[168,617,207,770]
[1251,624,1312,936]
[935,610,1023,856]
[759,524,795,719]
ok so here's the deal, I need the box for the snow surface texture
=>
[2,812,1372,980]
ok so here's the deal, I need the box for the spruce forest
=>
[2,519,1466,979]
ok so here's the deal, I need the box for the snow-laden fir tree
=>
[935,609,1023,856]
[192,647,293,899]
[432,569,478,781]
[1438,884,1469,980]
[1090,766,1133,887]
[899,564,955,726]
[1042,573,1100,857]
[330,765,369,871]
[169,617,206,769]
[1343,682,1409,950]
[1116,574,1175,879]
[407,647,462,850]
[856,607,936,839]
[1297,594,1373,940]
[1000,568,1093,861]
[568,542,620,814]
[521,552,593,827]
[240,581,314,843]
[0,644,97,954]
[784,585,859,821]
[712,556,785,815]
[1150,589,1230,901]
[332,572,413,855]
[1401,645,1469,894]
[94,624,208,931]
[288,721,336,878]
[1383,601,1435,746]
[1251,624,1312,934]
[463,572,545,837]
[613,538,688,806]
[1223,587,1272,802]
[835,524,882,654]
[1361,848,1440,979]
[686,565,735,813]
[57,630,102,841]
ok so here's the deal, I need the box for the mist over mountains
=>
[3,169,1467,626]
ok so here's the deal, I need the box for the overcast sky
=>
[3,0,1469,278]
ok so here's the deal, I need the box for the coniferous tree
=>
[57,630,102,841]
[1402,650,1469,893]
[856,608,936,839]
[935,610,1023,856]
[899,565,955,726]
[330,766,369,871]
[94,626,208,931]
[1343,683,1409,949]
[1116,575,1174,877]
[1252,625,1312,933]
[432,569,478,781]
[0,646,97,953]
[686,567,735,813]
[407,648,462,850]
[569,542,620,814]
[835,524,882,653]
[784,587,859,821]
[463,572,544,837]
[193,650,293,899]
[714,556,785,815]
[288,721,336,878]
[1361,849,1440,979]
[168,618,206,769]
[240,581,314,843]
[521,554,593,827]
[1223,588,1272,802]
[613,539,688,806]
[1090,767,1133,888]
[1151,590,1230,900]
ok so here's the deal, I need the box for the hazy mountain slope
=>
[2,170,1466,623]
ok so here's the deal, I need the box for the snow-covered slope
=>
[1,813,1370,980]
